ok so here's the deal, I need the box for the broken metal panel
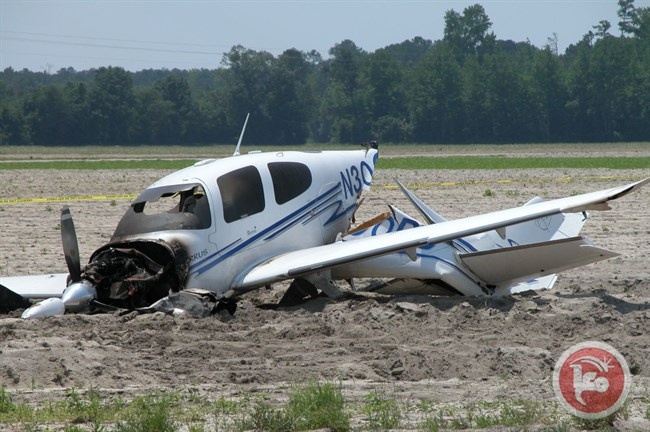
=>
[138,289,219,317]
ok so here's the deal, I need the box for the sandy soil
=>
[0,165,649,429]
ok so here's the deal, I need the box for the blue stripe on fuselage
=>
[191,183,344,276]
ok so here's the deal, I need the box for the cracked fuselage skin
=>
[105,149,378,299]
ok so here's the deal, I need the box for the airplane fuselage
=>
[104,149,378,300]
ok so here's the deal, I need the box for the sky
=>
[1,0,648,72]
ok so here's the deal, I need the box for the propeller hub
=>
[61,280,97,313]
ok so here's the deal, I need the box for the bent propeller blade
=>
[61,206,82,283]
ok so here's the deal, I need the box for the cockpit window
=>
[112,183,211,239]
[217,166,265,223]
[268,162,312,205]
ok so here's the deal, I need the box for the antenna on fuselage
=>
[233,113,250,156]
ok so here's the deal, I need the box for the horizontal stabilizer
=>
[459,236,618,286]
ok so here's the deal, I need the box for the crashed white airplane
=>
[0,140,647,318]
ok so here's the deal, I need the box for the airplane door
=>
[208,165,271,268]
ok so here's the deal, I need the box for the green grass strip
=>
[378,156,650,170]
[0,159,199,170]
[0,156,648,170]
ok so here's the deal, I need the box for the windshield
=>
[112,183,212,239]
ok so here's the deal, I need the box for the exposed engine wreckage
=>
[80,239,231,317]
[83,240,188,310]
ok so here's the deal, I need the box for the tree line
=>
[1,1,649,146]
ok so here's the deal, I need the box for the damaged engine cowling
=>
[82,239,188,309]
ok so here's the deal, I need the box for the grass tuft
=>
[114,392,178,432]
[0,387,15,414]
[362,390,401,430]
[287,381,349,431]
[250,399,293,432]
[64,387,106,426]
[248,381,350,432]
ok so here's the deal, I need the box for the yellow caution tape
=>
[0,194,136,205]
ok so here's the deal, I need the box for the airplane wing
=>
[237,178,648,289]
[0,274,68,299]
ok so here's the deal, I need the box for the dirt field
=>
[0,157,649,430]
